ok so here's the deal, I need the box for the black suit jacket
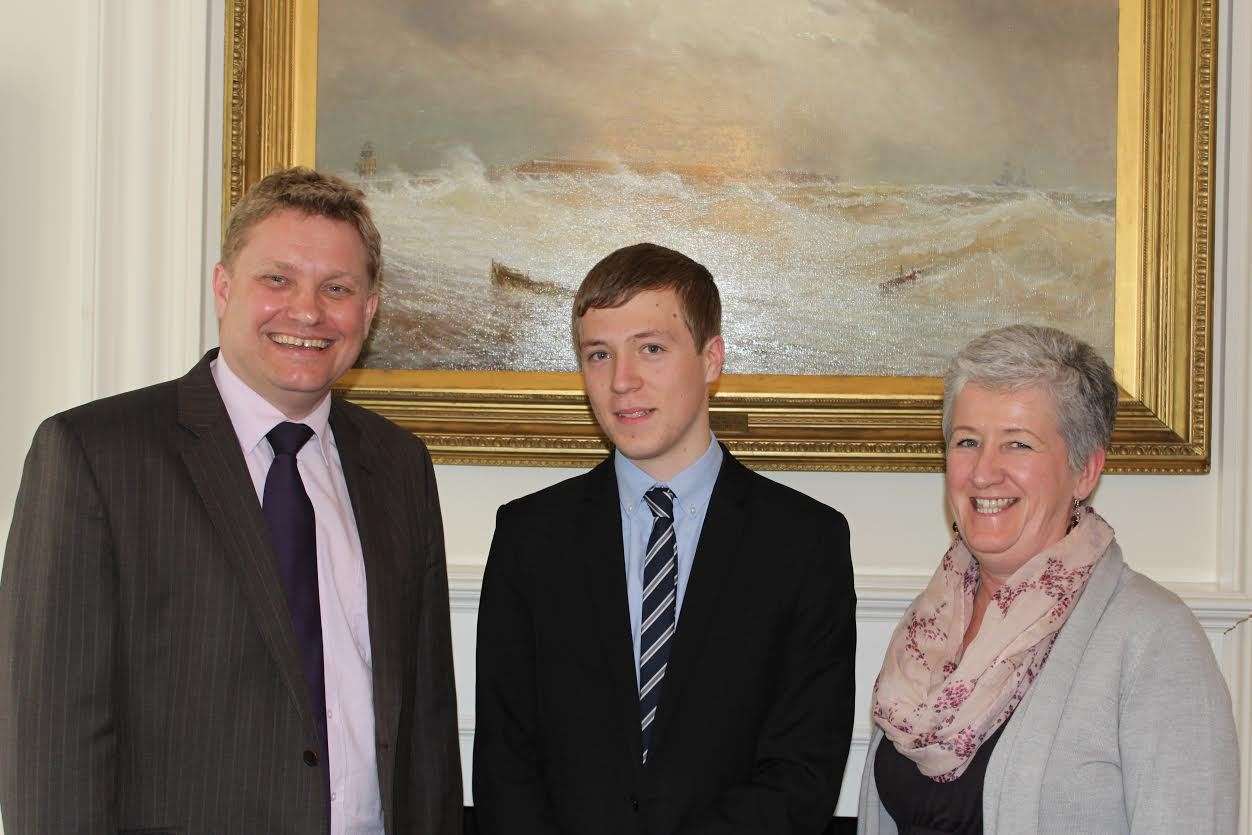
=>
[473,450,855,834]
[0,350,462,834]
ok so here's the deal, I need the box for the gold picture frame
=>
[223,0,1215,473]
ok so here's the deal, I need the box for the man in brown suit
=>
[0,168,462,834]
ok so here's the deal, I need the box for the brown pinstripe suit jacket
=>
[0,350,462,834]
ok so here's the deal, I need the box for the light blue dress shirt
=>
[615,435,723,684]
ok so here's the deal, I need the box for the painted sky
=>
[317,0,1117,190]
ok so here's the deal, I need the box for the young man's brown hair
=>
[571,242,722,352]
[221,166,384,290]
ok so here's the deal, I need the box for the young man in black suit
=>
[473,242,856,834]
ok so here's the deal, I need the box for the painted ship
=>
[490,260,562,294]
[880,265,924,293]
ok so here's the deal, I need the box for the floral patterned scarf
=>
[871,509,1114,782]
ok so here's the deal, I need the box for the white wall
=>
[1,1,101,539]
[1,0,214,538]
[1,0,1248,829]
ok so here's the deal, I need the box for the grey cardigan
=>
[857,542,1240,835]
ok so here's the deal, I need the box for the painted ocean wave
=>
[356,147,1114,376]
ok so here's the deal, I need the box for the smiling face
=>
[212,208,379,419]
[945,383,1104,579]
[577,288,724,481]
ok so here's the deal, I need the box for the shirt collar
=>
[210,353,334,466]
[614,434,723,516]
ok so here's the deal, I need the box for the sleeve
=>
[855,731,900,835]
[1118,600,1240,834]
[471,504,562,835]
[677,510,857,835]
[409,443,464,834]
[0,416,119,833]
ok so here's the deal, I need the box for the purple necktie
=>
[263,422,327,747]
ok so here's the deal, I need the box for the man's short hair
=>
[221,167,383,291]
[571,242,722,352]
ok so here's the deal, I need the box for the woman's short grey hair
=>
[942,324,1118,471]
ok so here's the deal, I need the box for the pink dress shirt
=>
[212,356,383,834]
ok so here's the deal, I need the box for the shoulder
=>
[496,465,604,523]
[1097,560,1221,688]
[63,377,179,424]
[724,458,852,584]
[734,460,849,533]
[41,378,180,449]
[333,395,425,445]
[332,395,432,460]
[484,465,608,579]
[1103,563,1205,641]
[12,382,184,505]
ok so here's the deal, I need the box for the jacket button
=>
[629,795,639,812]
[303,749,319,767]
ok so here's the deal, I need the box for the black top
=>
[874,721,1008,835]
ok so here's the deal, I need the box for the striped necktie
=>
[639,485,678,766]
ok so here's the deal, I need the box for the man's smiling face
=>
[212,208,378,419]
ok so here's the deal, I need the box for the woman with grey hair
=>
[857,324,1238,834]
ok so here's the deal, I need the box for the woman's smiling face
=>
[945,383,1103,578]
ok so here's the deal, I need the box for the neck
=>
[977,569,1007,600]
[218,347,323,421]
[629,428,712,483]
[963,568,1008,652]
[274,399,319,421]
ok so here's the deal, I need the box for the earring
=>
[1067,498,1083,533]
[952,520,962,541]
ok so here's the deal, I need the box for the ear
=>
[1074,447,1106,501]
[702,334,725,385]
[211,262,231,319]
[365,290,380,328]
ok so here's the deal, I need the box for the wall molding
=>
[449,563,1252,636]
[1212,0,1252,824]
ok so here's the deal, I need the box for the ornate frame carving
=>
[224,0,1215,473]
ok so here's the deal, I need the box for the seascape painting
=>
[316,0,1118,376]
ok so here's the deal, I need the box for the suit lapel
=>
[328,402,406,756]
[651,451,751,749]
[175,350,319,739]
[578,458,645,766]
